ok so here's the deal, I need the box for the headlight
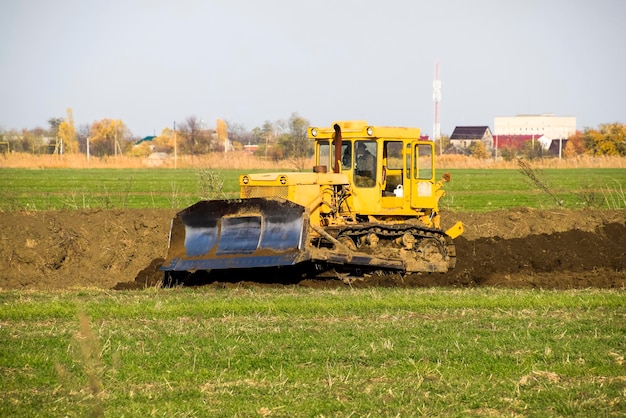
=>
[310,128,318,137]
[279,175,287,185]
[242,175,249,184]
[366,126,374,136]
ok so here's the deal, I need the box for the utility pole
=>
[494,134,498,160]
[173,121,177,169]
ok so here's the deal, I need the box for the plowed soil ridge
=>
[1,208,624,290]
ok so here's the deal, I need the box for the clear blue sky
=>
[1,0,624,137]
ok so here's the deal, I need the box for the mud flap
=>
[161,198,310,271]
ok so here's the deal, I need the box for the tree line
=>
[1,112,624,159]
[0,110,313,160]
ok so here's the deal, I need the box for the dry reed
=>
[0,152,302,170]
[1,152,624,170]
[437,154,626,169]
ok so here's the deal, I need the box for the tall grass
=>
[600,180,626,209]
[438,154,626,169]
[2,151,625,170]
[0,152,308,170]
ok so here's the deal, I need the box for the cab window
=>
[317,140,330,168]
[384,141,403,169]
[414,143,433,180]
[355,140,376,187]
[341,140,352,170]
[405,143,411,179]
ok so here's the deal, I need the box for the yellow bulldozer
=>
[161,120,463,283]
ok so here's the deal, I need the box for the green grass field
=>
[444,168,626,211]
[1,167,625,211]
[1,287,624,416]
[0,168,247,211]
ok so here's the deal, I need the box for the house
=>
[493,134,568,156]
[243,144,259,154]
[135,136,156,146]
[494,134,536,151]
[449,126,494,152]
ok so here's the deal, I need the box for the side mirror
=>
[442,172,451,182]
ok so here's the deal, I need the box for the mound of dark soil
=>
[1,208,624,291]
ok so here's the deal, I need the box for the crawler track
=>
[325,223,456,272]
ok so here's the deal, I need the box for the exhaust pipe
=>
[333,124,342,173]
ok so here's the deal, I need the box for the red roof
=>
[493,135,540,150]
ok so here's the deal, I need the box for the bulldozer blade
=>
[161,198,310,271]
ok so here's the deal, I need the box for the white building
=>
[494,114,576,140]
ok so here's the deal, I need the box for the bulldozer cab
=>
[310,121,443,218]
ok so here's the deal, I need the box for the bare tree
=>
[77,123,90,154]
[178,116,212,154]
[287,113,311,159]
[48,117,63,138]
[225,120,255,149]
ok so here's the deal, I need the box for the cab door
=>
[409,141,437,210]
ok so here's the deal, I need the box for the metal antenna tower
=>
[433,61,441,149]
